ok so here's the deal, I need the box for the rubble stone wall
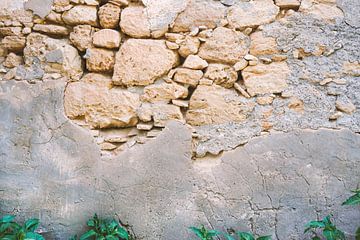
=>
[0,0,359,239]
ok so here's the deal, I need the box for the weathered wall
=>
[0,0,359,239]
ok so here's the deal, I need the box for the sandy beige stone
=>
[62,5,98,26]
[275,0,301,8]
[93,29,121,49]
[336,97,356,114]
[172,0,227,32]
[299,1,343,22]
[173,68,203,87]
[198,27,250,64]
[141,82,188,103]
[113,39,179,86]
[227,0,279,29]
[98,3,121,29]
[250,31,279,55]
[204,64,238,88]
[242,62,290,96]
[178,36,200,58]
[86,48,115,73]
[3,53,23,68]
[33,24,69,36]
[80,73,113,88]
[1,36,26,53]
[0,27,22,36]
[138,103,184,127]
[183,55,208,70]
[69,25,94,51]
[120,6,150,38]
[186,85,255,126]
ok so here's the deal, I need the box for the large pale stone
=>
[113,39,179,86]
[242,62,290,96]
[186,85,255,126]
[172,0,227,32]
[141,82,188,103]
[64,82,140,128]
[249,31,279,56]
[69,25,94,52]
[198,27,250,64]
[86,48,115,73]
[120,6,151,38]
[98,3,121,29]
[227,0,280,29]
[204,63,238,88]
[93,29,121,49]
[173,68,203,87]
[23,33,83,80]
[62,5,98,26]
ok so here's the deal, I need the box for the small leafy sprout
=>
[304,214,345,240]
[355,227,360,240]
[79,213,129,240]
[225,231,271,240]
[342,189,360,206]
[0,215,44,240]
[189,225,221,240]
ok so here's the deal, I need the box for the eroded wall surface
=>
[0,0,359,239]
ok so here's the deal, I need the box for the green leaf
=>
[80,230,97,240]
[323,229,336,240]
[355,227,360,240]
[225,234,236,240]
[207,230,221,237]
[69,235,78,240]
[0,215,15,223]
[342,193,360,206]
[257,236,272,240]
[304,221,326,233]
[105,236,117,240]
[311,237,321,240]
[87,219,95,227]
[24,232,44,240]
[115,227,129,240]
[237,232,255,240]
[24,219,39,232]
[189,227,205,238]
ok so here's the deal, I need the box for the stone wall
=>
[0,0,359,239]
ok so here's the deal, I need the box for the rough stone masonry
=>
[0,0,359,239]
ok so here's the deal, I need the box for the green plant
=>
[0,215,44,240]
[342,189,360,240]
[189,225,221,240]
[79,214,129,240]
[225,231,271,240]
[304,215,345,240]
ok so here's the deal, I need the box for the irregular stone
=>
[178,36,200,58]
[62,5,98,26]
[242,62,290,96]
[98,3,121,29]
[33,24,69,36]
[24,33,83,80]
[335,97,356,114]
[100,142,117,151]
[0,27,22,36]
[52,0,73,12]
[1,36,26,53]
[183,55,208,70]
[198,27,250,64]
[141,82,188,103]
[69,25,94,52]
[300,1,344,22]
[45,11,65,24]
[198,78,213,85]
[234,82,251,98]
[142,0,188,37]
[233,59,248,71]
[3,53,23,68]
[113,39,179,86]
[186,85,255,126]
[80,73,112,88]
[172,99,189,108]
[173,68,203,87]
[165,33,185,42]
[172,0,227,32]
[109,0,128,7]
[137,122,153,131]
[93,29,121,49]
[204,64,238,88]
[86,48,115,73]
[275,0,301,8]
[250,31,279,56]
[257,95,274,105]
[64,82,140,128]
[152,104,184,127]
[165,41,179,50]
[227,0,280,29]
[120,6,150,38]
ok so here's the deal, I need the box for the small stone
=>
[233,59,248,71]
[105,136,129,143]
[244,54,258,61]
[243,27,253,35]
[189,26,200,36]
[233,82,251,98]
[147,129,162,137]
[271,54,288,62]
[98,3,121,29]
[1,36,26,53]
[204,63,238,88]
[22,27,32,35]
[173,67,203,87]
[329,112,343,120]
[3,53,23,68]
[199,78,213,85]
[288,97,304,112]
[250,31,279,56]
[172,99,189,108]
[0,27,22,37]
[183,55,208,70]
[86,48,115,73]
[137,122,154,131]
[93,29,121,49]
[178,36,200,58]
[33,24,69,36]
[138,103,184,127]
[109,0,128,7]
[100,142,117,150]
[69,25,94,52]
[275,0,301,8]
[165,33,185,42]
[141,81,188,103]
[249,60,258,66]
[257,95,274,105]
[120,6,151,38]
[46,11,64,24]
[320,78,347,86]
[335,97,356,114]
[165,41,180,50]
[80,73,113,88]
[260,57,272,64]
[62,5,98,26]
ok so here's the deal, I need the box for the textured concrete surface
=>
[1,80,359,239]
